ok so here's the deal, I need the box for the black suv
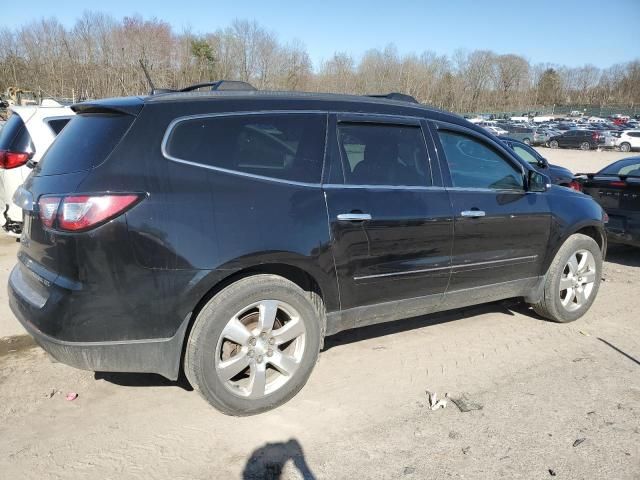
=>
[548,129,604,150]
[9,86,607,415]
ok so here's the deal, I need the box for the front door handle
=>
[337,213,372,221]
[460,210,486,218]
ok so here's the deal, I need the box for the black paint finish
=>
[8,91,607,378]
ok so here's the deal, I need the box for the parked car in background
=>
[9,85,607,415]
[483,125,508,136]
[501,124,535,144]
[501,137,575,188]
[0,100,73,236]
[614,130,640,152]
[576,157,640,247]
[548,130,604,150]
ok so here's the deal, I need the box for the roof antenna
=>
[139,59,155,94]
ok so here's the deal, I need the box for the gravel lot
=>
[1,149,638,479]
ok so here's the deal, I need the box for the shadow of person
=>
[243,439,316,480]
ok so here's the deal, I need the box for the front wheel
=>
[549,140,559,149]
[620,142,631,152]
[580,141,591,151]
[523,137,531,145]
[530,233,602,323]
[184,274,323,415]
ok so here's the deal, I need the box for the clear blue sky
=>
[3,0,639,69]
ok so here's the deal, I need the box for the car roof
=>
[72,90,466,124]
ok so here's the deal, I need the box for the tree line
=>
[1,12,638,114]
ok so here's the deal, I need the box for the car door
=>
[428,121,551,296]
[559,131,574,147]
[323,113,453,328]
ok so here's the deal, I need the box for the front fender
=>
[542,187,606,271]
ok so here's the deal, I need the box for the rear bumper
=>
[8,264,189,380]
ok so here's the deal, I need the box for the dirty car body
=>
[8,89,607,413]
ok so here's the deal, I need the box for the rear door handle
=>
[337,213,372,221]
[460,210,486,218]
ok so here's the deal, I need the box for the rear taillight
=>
[38,194,142,232]
[38,197,61,228]
[0,149,31,169]
[568,180,583,192]
[609,181,626,187]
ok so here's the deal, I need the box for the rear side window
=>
[46,118,71,135]
[36,114,133,176]
[338,123,431,186]
[0,114,35,155]
[165,113,327,183]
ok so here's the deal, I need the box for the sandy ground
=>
[1,149,639,479]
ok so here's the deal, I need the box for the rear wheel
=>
[523,137,531,145]
[530,234,602,323]
[620,142,631,152]
[549,140,559,149]
[184,274,323,415]
[580,141,591,151]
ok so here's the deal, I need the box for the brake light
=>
[0,149,31,169]
[38,194,142,231]
[568,180,583,192]
[38,196,61,227]
[609,181,626,187]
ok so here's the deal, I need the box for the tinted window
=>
[438,130,524,190]
[600,159,640,176]
[0,114,34,154]
[36,113,133,176]
[337,123,431,186]
[628,132,640,138]
[46,118,70,135]
[166,113,326,183]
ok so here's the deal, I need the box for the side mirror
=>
[537,157,548,169]
[528,170,551,192]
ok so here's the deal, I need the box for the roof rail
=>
[180,80,257,92]
[367,92,419,104]
[149,80,257,96]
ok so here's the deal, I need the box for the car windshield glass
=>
[599,159,640,176]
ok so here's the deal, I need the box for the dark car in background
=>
[501,138,576,188]
[548,130,604,150]
[576,157,640,247]
[9,84,607,415]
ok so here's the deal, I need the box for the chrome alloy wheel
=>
[215,300,306,399]
[559,249,597,312]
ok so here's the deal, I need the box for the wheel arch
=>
[177,257,338,377]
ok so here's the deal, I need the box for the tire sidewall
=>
[187,276,322,415]
[548,236,602,322]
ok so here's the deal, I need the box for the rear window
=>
[165,113,327,183]
[36,113,133,176]
[0,114,35,154]
[46,118,71,135]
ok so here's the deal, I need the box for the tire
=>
[620,142,631,152]
[530,234,602,323]
[523,138,531,145]
[580,141,591,151]
[184,274,323,415]
[549,140,559,149]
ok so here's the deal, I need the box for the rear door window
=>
[337,123,432,186]
[35,113,133,176]
[165,113,327,183]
